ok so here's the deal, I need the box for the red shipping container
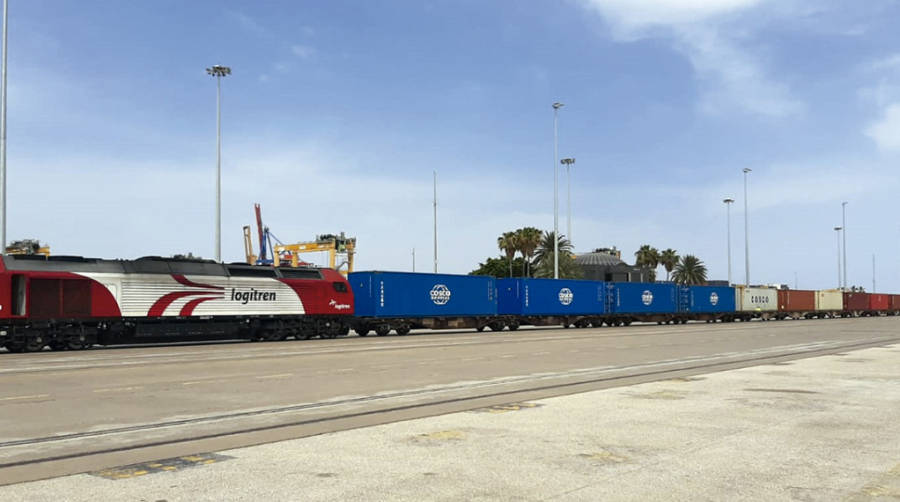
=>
[892,295,900,311]
[869,293,890,311]
[777,289,815,312]
[843,292,869,311]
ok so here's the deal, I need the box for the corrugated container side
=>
[777,289,815,312]
[348,271,496,318]
[735,286,778,312]
[815,290,843,311]
[681,286,736,313]
[497,278,606,316]
[892,295,900,311]
[610,282,677,314]
[843,292,869,311]
[869,293,890,311]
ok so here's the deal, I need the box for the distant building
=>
[575,247,652,283]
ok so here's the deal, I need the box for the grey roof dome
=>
[575,252,626,267]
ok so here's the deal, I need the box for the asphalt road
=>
[1,317,898,486]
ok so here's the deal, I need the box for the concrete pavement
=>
[1,342,897,500]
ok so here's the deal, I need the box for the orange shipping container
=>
[777,289,815,312]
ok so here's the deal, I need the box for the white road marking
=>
[255,373,293,380]
[0,394,49,401]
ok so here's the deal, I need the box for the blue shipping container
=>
[680,285,736,313]
[608,282,677,314]
[498,278,606,316]
[349,271,497,318]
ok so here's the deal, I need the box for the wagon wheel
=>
[375,324,391,337]
[354,326,370,337]
[507,322,520,331]
[395,324,411,336]
[488,321,505,332]
[476,326,485,332]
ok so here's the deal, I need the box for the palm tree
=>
[672,255,708,285]
[534,231,572,273]
[659,248,679,281]
[516,227,543,277]
[634,245,660,282]
[497,231,519,277]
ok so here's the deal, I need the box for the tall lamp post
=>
[1,0,8,250]
[742,168,752,285]
[206,64,231,263]
[834,226,842,289]
[552,102,564,279]
[433,170,437,273]
[561,157,575,249]
[841,201,847,289]
[723,197,735,285]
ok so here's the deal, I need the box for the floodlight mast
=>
[206,64,231,262]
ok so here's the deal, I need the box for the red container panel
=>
[869,293,890,311]
[843,292,870,311]
[892,295,900,310]
[777,289,815,312]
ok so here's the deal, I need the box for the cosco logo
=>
[430,284,451,305]
[751,295,770,303]
[642,290,653,306]
[710,292,719,306]
[558,288,573,306]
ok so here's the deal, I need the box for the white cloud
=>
[865,103,900,151]
[581,0,763,35]
[865,54,900,72]
[226,11,269,37]
[291,44,316,60]
[579,0,802,117]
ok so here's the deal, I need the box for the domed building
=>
[575,247,653,283]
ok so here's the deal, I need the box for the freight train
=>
[0,255,897,352]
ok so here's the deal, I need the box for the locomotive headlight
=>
[0,330,6,337]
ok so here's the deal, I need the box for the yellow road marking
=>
[93,386,143,393]
[0,394,49,401]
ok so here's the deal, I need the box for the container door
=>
[678,287,691,313]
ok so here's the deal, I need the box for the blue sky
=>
[6,0,900,291]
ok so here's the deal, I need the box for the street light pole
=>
[433,170,437,273]
[1,0,8,251]
[561,158,575,249]
[742,168,752,285]
[834,226,842,289]
[206,64,231,263]
[552,102,563,279]
[723,198,735,285]
[841,202,847,289]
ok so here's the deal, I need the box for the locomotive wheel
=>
[395,324,411,336]
[24,337,46,352]
[355,328,370,337]
[375,324,391,337]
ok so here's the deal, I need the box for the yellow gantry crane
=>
[272,233,356,274]
[5,239,51,256]
[242,204,356,276]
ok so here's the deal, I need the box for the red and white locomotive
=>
[0,255,354,352]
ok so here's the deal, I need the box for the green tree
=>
[659,248,679,281]
[497,231,519,278]
[516,227,543,277]
[470,256,526,278]
[672,255,708,285]
[533,231,582,279]
[634,245,660,282]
